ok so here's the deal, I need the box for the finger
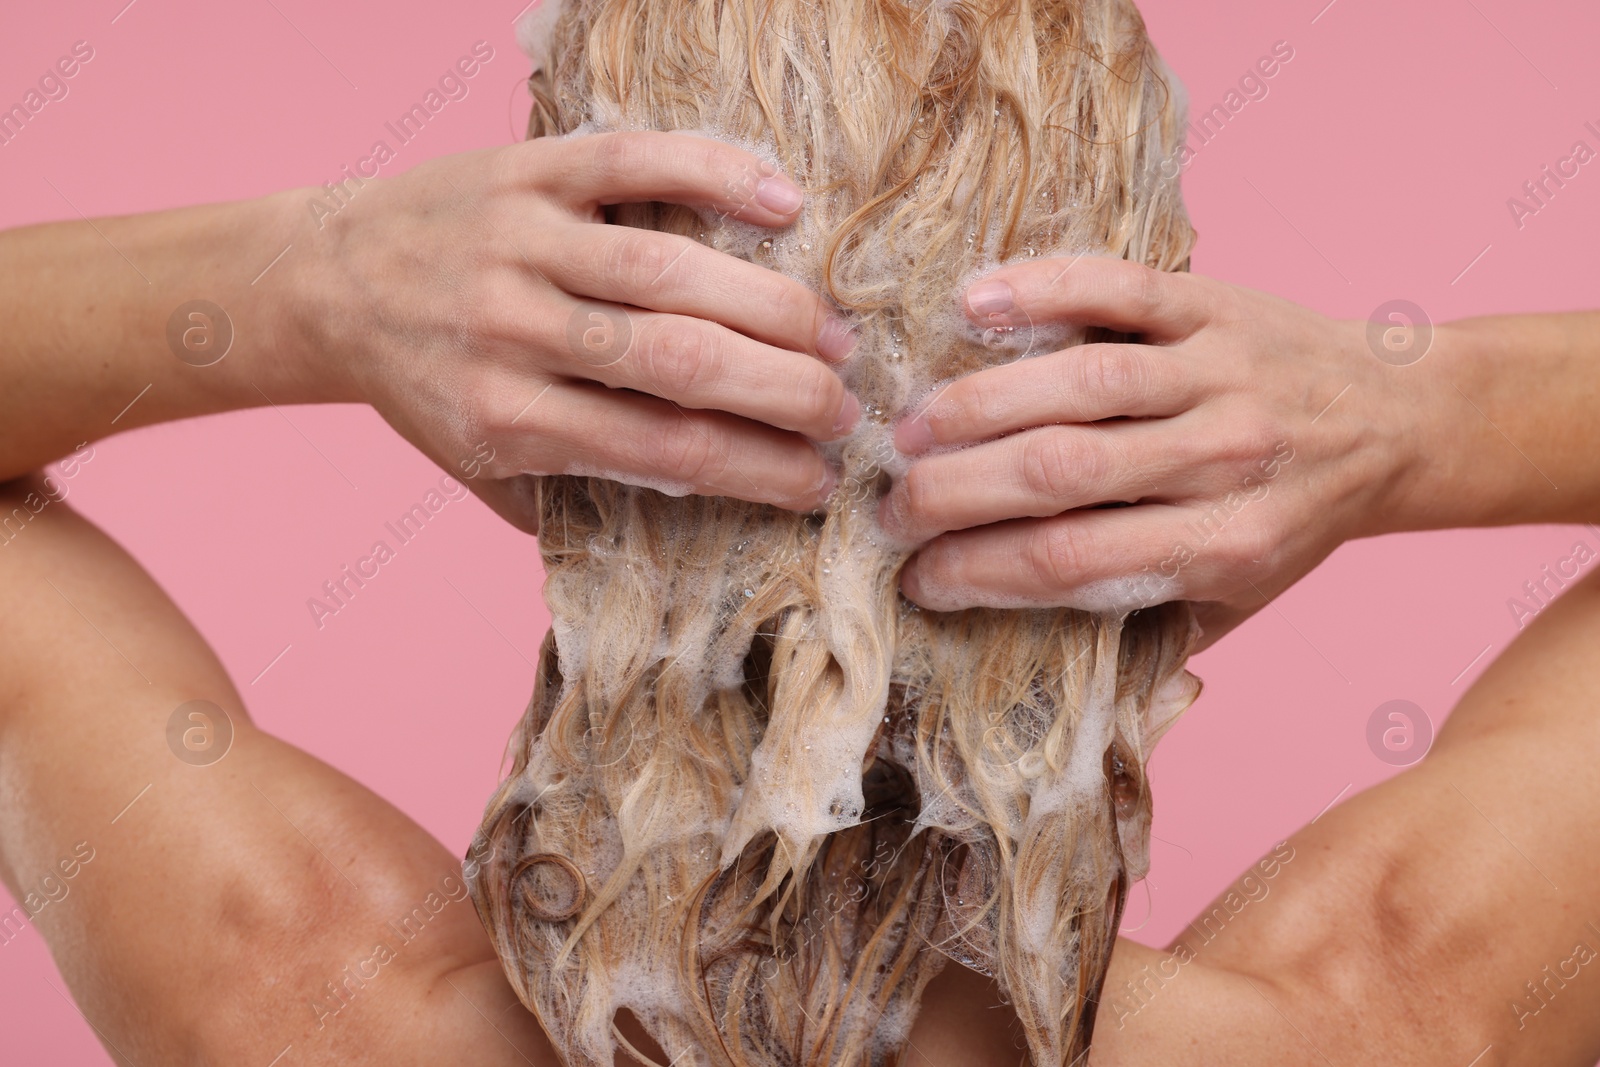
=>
[543,223,857,362]
[539,130,807,226]
[893,342,1205,454]
[554,300,860,443]
[901,501,1270,614]
[900,510,1186,613]
[881,423,1172,543]
[499,381,836,511]
[963,256,1213,342]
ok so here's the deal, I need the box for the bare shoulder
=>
[0,470,557,1064]
[1087,568,1600,1067]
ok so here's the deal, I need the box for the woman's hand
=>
[880,257,1413,647]
[0,131,858,525]
[286,130,860,531]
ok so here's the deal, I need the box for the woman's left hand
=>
[880,256,1417,649]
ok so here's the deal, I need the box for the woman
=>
[468,1,1198,1064]
[4,5,1600,1067]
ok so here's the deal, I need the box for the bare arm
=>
[909,562,1600,1066]
[888,259,1600,1061]
[0,132,861,525]
[0,473,555,1064]
[14,453,1597,1066]
[887,259,1600,645]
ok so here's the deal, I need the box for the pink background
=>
[2,0,1597,1060]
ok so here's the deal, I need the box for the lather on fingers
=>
[538,222,858,364]
[536,129,809,226]
[495,381,836,512]
[562,306,861,443]
[961,254,1216,341]
[893,341,1208,454]
[881,421,1182,543]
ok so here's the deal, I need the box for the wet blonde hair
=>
[469,1,1200,1064]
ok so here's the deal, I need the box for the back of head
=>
[470,2,1201,1064]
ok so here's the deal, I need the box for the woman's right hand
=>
[280,130,861,532]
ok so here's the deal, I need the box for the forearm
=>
[1384,311,1600,535]
[2,133,859,528]
[0,190,337,478]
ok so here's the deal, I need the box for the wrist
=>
[1355,315,1435,538]
[1312,317,1433,544]
[240,187,365,406]
[131,191,349,413]
[1365,317,1523,536]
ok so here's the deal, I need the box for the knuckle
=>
[1259,420,1292,456]
[767,280,817,346]
[1110,260,1163,318]
[643,322,720,397]
[1077,345,1148,408]
[715,154,762,207]
[608,231,677,288]
[1171,270,1219,330]
[477,270,529,341]
[644,420,720,484]
[484,144,521,193]
[1030,521,1090,591]
[794,364,842,429]
[589,132,650,187]
[1160,418,1210,470]
[701,141,743,189]
[1222,519,1275,573]
[1235,420,1283,464]
[938,378,985,436]
[900,464,938,526]
[1019,429,1084,505]
[455,411,498,462]
[907,541,957,601]
[1133,262,1165,316]
[475,382,523,438]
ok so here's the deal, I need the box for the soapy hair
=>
[468,1,1201,1064]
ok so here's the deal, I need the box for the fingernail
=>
[967,280,1015,319]
[833,393,862,437]
[818,463,839,505]
[756,176,804,215]
[817,316,858,361]
[894,409,936,454]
